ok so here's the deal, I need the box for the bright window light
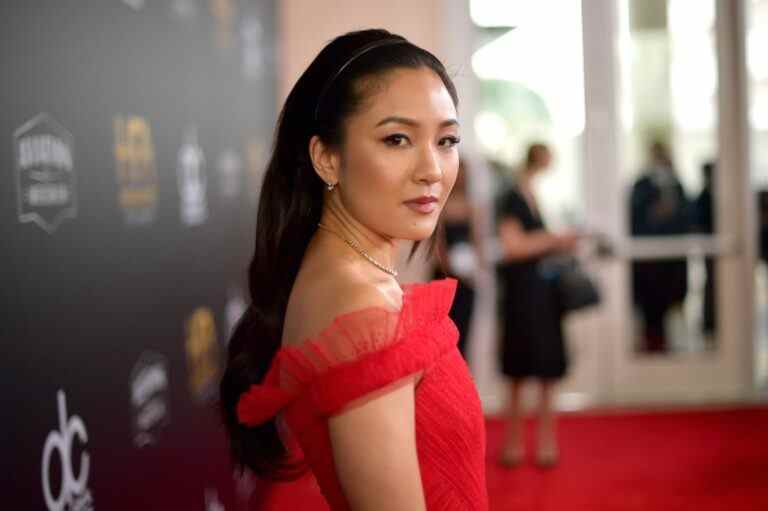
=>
[474,111,509,153]
[469,0,521,27]
[471,1,585,137]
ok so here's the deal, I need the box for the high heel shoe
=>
[534,445,559,468]
[498,445,524,468]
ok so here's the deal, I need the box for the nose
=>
[413,143,443,185]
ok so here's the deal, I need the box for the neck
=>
[317,205,398,273]
[519,170,535,188]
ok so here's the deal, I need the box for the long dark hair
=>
[219,29,458,479]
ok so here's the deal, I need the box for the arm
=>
[498,217,574,262]
[328,374,426,511]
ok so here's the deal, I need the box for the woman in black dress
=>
[496,143,578,467]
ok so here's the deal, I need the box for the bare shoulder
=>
[282,267,402,348]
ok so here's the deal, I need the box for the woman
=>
[433,158,486,359]
[496,143,577,468]
[220,30,488,510]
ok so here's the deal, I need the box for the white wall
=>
[278,0,442,103]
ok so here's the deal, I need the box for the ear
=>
[308,135,340,187]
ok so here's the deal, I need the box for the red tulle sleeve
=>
[237,279,458,425]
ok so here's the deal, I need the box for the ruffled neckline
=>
[278,277,457,359]
[237,278,458,426]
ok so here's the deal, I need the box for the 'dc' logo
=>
[41,390,91,511]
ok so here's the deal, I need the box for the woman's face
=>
[530,147,552,174]
[334,67,460,241]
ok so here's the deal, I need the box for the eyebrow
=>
[375,116,459,128]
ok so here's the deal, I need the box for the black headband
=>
[314,38,409,122]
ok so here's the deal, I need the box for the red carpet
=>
[486,407,768,511]
[252,407,768,510]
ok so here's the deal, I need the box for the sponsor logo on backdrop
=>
[177,127,208,226]
[113,115,158,225]
[209,0,237,51]
[225,286,247,341]
[205,488,225,511]
[41,390,94,511]
[14,113,77,233]
[185,307,221,401]
[239,16,264,81]
[216,148,243,199]
[245,137,267,203]
[130,351,170,447]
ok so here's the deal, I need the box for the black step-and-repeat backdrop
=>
[2,1,276,509]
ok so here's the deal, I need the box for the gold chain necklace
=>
[317,223,398,277]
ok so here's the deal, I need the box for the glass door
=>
[582,0,754,404]
[748,0,768,395]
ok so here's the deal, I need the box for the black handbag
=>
[538,255,601,314]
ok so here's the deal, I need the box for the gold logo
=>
[185,307,221,401]
[113,115,158,225]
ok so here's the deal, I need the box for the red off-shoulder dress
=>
[238,278,488,510]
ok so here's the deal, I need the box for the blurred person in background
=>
[495,143,578,468]
[219,29,488,510]
[433,156,487,359]
[693,160,716,343]
[629,141,691,353]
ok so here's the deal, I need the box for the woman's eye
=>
[383,134,410,147]
[440,136,461,148]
